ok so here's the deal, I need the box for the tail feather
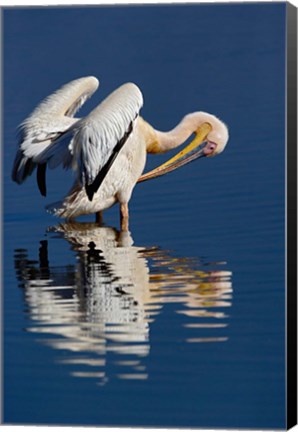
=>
[45,185,82,218]
[45,200,65,217]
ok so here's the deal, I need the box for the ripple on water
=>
[14,222,233,385]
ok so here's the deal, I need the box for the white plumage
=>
[12,76,99,184]
[12,75,229,230]
[71,82,142,187]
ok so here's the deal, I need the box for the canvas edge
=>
[286,1,298,430]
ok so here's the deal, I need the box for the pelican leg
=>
[95,211,103,224]
[120,203,129,231]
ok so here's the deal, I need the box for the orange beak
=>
[138,122,212,183]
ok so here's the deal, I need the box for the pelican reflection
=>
[14,223,233,385]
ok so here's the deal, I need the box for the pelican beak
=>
[138,122,212,183]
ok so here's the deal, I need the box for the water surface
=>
[3,3,286,429]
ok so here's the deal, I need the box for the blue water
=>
[3,3,286,429]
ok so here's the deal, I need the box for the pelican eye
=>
[204,141,218,156]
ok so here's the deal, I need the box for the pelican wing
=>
[71,83,143,201]
[12,76,99,194]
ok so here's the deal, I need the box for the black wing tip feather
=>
[11,151,36,184]
[85,183,95,202]
[11,151,47,197]
[37,163,47,197]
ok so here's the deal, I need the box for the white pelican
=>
[12,76,229,230]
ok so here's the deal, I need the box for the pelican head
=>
[138,114,229,182]
[203,120,229,157]
[181,111,229,159]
